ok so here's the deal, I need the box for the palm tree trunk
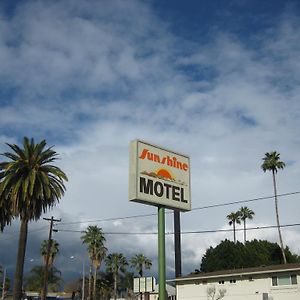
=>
[243,219,246,244]
[88,264,92,300]
[113,273,117,300]
[233,222,236,243]
[139,264,143,277]
[93,266,97,300]
[272,170,287,264]
[13,220,28,300]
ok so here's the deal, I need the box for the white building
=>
[175,263,300,300]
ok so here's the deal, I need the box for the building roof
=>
[153,284,176,296]
[174,263,300,282]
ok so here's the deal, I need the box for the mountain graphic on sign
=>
[140,168,187,186]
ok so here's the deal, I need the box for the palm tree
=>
[261,151,287,264]
[40,239,60,266]
[239,207,255,243]
[0,137,68,300]
[81,225,106,300]
[105,253,128,300]
[92,245,107,300]
[227,211,241,243]
[130,254,152,277]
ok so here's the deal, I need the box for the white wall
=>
[176,274,300,300]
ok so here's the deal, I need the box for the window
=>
[229,279,236,284]
[271,275,298,286]
[218,280,225,284]
[291,275,297,285]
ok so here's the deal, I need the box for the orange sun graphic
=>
[156,168,173,180]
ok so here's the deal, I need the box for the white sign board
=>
[129,140,191,211]
[133,277,156,293]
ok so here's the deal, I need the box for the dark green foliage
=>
[200,239,300,272]
[24,265,62,292]
[130,254,152,277]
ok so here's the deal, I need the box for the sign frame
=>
[129,140,191,211]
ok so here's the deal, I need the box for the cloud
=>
[0,0,300,284]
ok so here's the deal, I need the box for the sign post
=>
[158,206,166,300]
[129,140,191,300]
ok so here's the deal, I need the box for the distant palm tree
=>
[40,239,60,266]
[105,253,128,300]
[0,137,67,300]
[130,254,152,277]
[92,245,107,300]
[239,207,254,243]
[227,211,241,243]
[81,225,106,300]
[261,151,287,264]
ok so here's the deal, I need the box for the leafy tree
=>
[200,239,300,272]
[24,265,62,292]
[0,266,10,296]
[81,225,106,300]
[226,211,241,243]
[105,253,128,300]
[130,254,152,277]
[261,151,286,264]
[40,239,60,266]
[0,137,68,300]
[118,271,134,300]
[239,206,254,243]
[96,271,113,300]
[207,285,226,300]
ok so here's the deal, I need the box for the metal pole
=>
[158,206,166,300]
[174,210,182,278]
[2,267,6,300]
[82,261,85,300]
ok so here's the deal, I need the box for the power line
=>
[54,222,300,235]
[192,191,300,211]
[1,191,299,238]
[0,226,49,242]
[57,191,300,226]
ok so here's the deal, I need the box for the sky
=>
[0,0,300,286]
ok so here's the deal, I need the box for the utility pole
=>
[42,216,61,300]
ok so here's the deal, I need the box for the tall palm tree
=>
[261,151,287,264]
[40,239,60,266]
[0,137,68,300]
[81,225,106,300]
[130,254,152,277]
[239,207,255,243]
[105,253,128,300]
[92,245,107,300]
[227,211,241,243]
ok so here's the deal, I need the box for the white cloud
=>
[0,0,300,282]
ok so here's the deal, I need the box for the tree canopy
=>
[24,265,62,292]
[200,239,300,273]
[130,254,152,277]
